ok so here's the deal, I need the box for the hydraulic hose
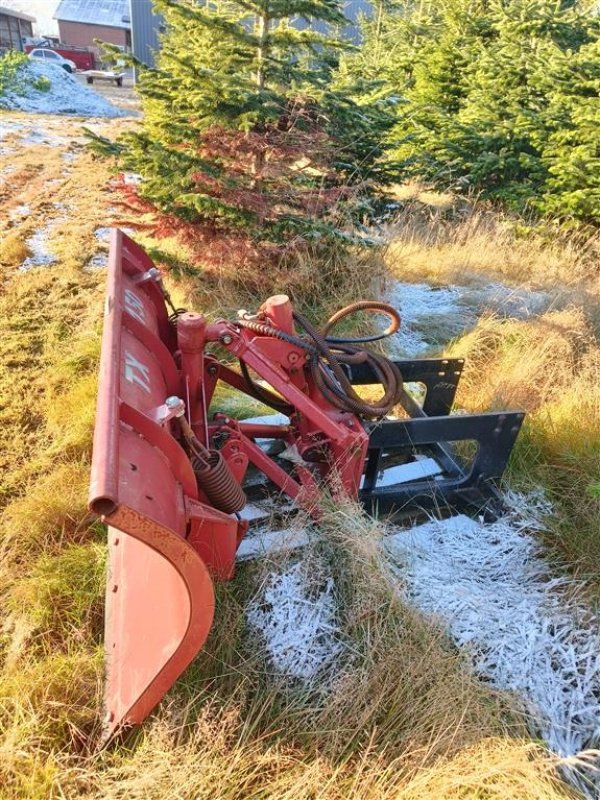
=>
[235,301,403,420]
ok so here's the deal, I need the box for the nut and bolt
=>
[165,396,185,417]
[220,333,233,345]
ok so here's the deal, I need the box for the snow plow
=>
[90,230,524,742]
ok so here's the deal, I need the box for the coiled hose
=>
[236,301,403,419]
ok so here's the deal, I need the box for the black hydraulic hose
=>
[293,309,403,419]
[322,300,401,344]
[233,301,404,420]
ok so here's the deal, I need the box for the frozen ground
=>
[0,61,127,117]
[386,279,551,357]
[247,561,342,681]
[248,490,599,795]
[386,498,600,795]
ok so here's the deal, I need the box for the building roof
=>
[54,0,130,29]
[0,5,36,22]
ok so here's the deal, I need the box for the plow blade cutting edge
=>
[89,231,216,743]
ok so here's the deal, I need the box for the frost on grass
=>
[94,227,112,243]
[86,252,109,270]
[0,61,126,117]
[21,225,57,270]
[9,204,30,220]
[386,494,600,795]
[386,281,468,356]
[385,280,549,356]
[247,561,342,681]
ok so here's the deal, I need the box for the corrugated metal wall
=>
[129,0,162,71]
[128,0,370,74]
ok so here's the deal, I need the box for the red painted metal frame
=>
[90,230,370,742]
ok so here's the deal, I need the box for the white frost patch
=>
[386,281,469,356]
[247,561,342,681]
[86,252,109,270]
[20,212,66,271]
[122,172,143,185]
[385,280,550,356]
[94,227,112,242]
[21,225,57,270]
[9,204,30,220]
[0,120,26,139]
[0,61,126,117]
[466,282,550,319]
[19,128,66,148]
[386,497,600,794]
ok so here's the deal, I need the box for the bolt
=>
[288,352,299,363]
[220,333,233,345]
[165,396,185,417]
[207,365,218,376]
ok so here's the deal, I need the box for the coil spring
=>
[192,450,247,514]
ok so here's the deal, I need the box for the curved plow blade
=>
[90,230,215,743]
[103,521,214,741]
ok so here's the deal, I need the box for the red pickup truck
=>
[24,44,96,71]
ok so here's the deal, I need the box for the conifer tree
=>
[120,0,394,278]
[353,0,599,224]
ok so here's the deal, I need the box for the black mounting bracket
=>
[347,358,525,520]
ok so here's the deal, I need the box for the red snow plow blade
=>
[90,229,524,744]
[89,231,219,743]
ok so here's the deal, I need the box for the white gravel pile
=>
[386,494,600,795]
[247,561,342,681]
[0,61,126,117]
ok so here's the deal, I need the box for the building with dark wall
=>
[0,5,35,52]
[54,0,131,54]
[129,0,162,69]
[128,0,371,73]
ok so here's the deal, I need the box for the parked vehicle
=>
[28,48,77,73]
[24,42,95,70]
[83,69,124,87]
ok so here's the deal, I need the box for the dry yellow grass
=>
[384,189,600,588]
[0,231,31,266]
[385,191,599,291]
[447,310,600,583]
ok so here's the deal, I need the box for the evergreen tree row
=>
[109,0,598,282]
[353,0,599,224]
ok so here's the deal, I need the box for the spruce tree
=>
[353,0,599,224]
[120,0,394,281]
